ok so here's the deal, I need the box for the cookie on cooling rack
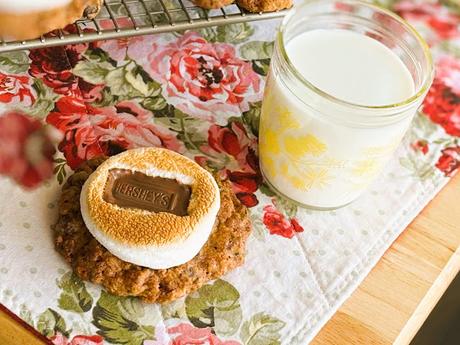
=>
[192,0,291,12]
[192,0,235,9]
[53,148,252,303]
[236,0,292,12]
[0,0,103,40]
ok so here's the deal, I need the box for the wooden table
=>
[1,175,460,345]
[314,174,460,345]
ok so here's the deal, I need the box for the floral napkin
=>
[0,1,459,344]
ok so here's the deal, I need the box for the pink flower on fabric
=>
[262,205,304,239]
[394,0,460,45]
[0,72,36,106]
[422,55,460,137]
[96,35,160,76]
[149,31,264,124]
[434,55,460,95]
[411,140,429,155]
[0,112,56,188]
[436,146,460,177]
[47,96,183,169]
[50,332,104,345]
[167,323,241,345]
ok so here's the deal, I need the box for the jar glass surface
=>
[259,0,434,209]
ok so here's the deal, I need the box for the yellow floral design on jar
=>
[259,97,331,192]
[349,137,403,190]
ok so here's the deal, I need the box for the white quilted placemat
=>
[1,0,459,343]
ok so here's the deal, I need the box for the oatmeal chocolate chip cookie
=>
[0,0,103,40]
[53,157,252,303]
[236,0,292,12]
[191,0,235,9]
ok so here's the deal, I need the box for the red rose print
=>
[263,205,304,239]
[228,170,262,207]
[203,122,262,207]
[209,124,241,157]
[149,31,263,124]
[435,146,460,177]
[208,122,254,163]
[0,111,56,188]
[290,218,304,233]
[0,72,36,106]
[194,155,209,168]
[422,55,460,137]
[167,323,240,345]
[411,140,429,155]
[228,171,260,193]
[394,1,460,45]
[235,192,259,208]
[46,97,183,169]
[431,55,460,96]
[96,35,158,77]
[50,332,104,345]
[29,43,102,102]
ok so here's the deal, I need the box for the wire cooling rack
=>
[0,0,287,52]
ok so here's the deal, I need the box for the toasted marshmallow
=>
[80,147,220,269]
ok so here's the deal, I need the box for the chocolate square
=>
[103,169,191,216]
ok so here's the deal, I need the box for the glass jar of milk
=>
[259,0,434,209]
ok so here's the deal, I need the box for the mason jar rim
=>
[278,0,434,112]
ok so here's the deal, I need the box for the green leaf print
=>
[157,113,208,153]
[75,53,164,105]
[19,304,34,327]
[259,183,276,198]
[106,67,136,98]
[412,112,440,139]
[142,96,167,112]
[104,62,159,100]
[91,87,116,107]
[124,65,162,98]
[240,312,286,345]
[161,299,187,320]
[0,51,29,74]
[440,0,460,13]
[399,156,436,181]
[185,279,242,337]
[239,41,274,60]
[250,213,266,242]
[196,27,220,43]
[439,41,460,59]
[37,308,71,338]
[92,291,155,345]
[73,59,114,84]
[57,271,93,313]
[273,196,298,219]
[216,23,254,44]
[252,59,271,76]
[23,79,58,118]
[242,102,261,137]
[85,47,118,66]
[53,158,68,185]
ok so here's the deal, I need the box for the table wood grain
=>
[313,174,460,345]
[1,174,459,345]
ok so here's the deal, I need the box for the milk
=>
[259,29,418,208]
[287,30,415,106]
